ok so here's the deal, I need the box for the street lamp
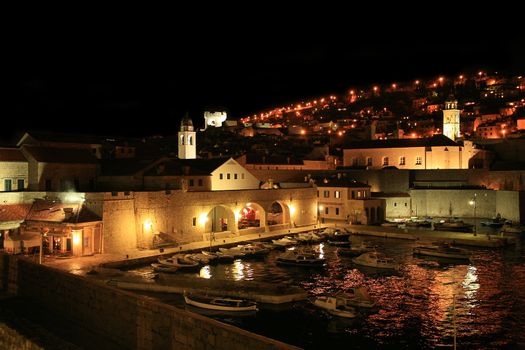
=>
[469,193,477,235]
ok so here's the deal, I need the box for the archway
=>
[266,201,290,226]
[204,205,235,233]
[238,202,266,230]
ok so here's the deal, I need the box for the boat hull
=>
[413,247,470,260]
[184,294,257,312]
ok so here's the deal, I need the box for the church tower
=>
[443,99,460,141]
[178,114,196,159]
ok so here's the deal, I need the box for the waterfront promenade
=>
[40,223,515,273]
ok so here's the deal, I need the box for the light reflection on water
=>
[133,235,525,349]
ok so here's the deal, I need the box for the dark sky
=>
[6,19,524,144]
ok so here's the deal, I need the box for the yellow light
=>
[415,80,420,85]
[199,213,208,225]
[439,77,444,82]
[319,205,324,211]
[234,211,241,221]
[72,231,81,245]
[300,129,306,135]
[290,205,296,216]
[373,86,378,92]
[143,219,152,231]
[459,75,464,79]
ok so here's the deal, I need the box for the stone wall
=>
[0,161,28,191]
[101,188,317,252]
[1,255,298,350]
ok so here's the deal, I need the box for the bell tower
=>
[443,99,460,141]
[178,114,196,159]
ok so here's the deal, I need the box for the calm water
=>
[129,233,525,350]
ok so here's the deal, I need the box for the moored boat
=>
[336,287,376,308]
[150,263,178,273]
[433,220,474,232]
[413,242,471,260]
[352,251,399,270]
[276,250,325,267]
[183,291,257,312]
[312,295,358,318]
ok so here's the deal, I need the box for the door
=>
[4,179,12,191]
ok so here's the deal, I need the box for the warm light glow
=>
[300,129,306,135]
[199,213,208,225]
[349,90,355,94]
[373,86,378,92]
[415,80,420,85]
[459,75,464,79]
[72,231,81,245]
[290,205,296,216]
[143,219,152,231]
[234,211,241,221]
[438,77,444,82]
[338,131,343,136]
[392,83,396,89]
[478,71,483,76]
[411,133,417,138]
[319,205,324,211]
[469,200,475,206]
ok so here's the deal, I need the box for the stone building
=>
[0,148,28,192]
[313,175,385,225]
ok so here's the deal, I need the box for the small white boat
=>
[433,220,474,232]
[184,291,257,312]
[158,254,201,270]
[413,242,471,260]
[272,237,298,248]
[352,252,399,270]
[312,295,358,318]
[276,250,325,267]
[295,232,323,243]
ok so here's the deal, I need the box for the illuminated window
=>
[399,156,405,165]
[335,191,340,199]
[416,156,422,165]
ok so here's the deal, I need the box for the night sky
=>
[6,19,524,144]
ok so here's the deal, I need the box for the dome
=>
[180,113,194,132]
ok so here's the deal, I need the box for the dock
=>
[105,274,308,304]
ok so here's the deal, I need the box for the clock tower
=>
[178,114,196,159]
[443,99,460,141]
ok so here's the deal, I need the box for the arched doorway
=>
[238,202,266,230]
[204,206,235,233]
[266,201,290,226]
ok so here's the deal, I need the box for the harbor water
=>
[128,232,525,349]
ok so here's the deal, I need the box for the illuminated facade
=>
[204,111,227,129]
[443,99,461,141]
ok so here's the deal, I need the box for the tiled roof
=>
[25,200,101,223]
[0,148,26,162]
[22,146,98,164]
[0,204,32,222]
[19,131,144,147]
[343,134,458,149]
[312,176,370,188]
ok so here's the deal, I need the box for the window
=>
[357,191,362,198]
[335,208,339,215]
[324,207,329,214]
[188,135,193,145]
[234,173,238,179]
[198,179,203,186]
[382,157,389,166]
[317,190,319,197]
[351,191,355,199]
[394,202,397,206]
[220,173,223,180]
[227,173,231,180]
[4,179,12,191]
[192,217,197,226]
[189,179,194,186]
[399,156,405,165]
[405,202,407,206]
[366,157,372,166]
[323,190,330,198]
[241,173,245,179]
[335,191,340,199]
[416,156,422,165]
[180,135,185,145]
[17,179,24,191]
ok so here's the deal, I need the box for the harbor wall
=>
[0,254,299,350]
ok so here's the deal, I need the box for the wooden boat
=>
[352,252,399,270]
[183,291,257,312]
[276,250,325,267]
[433,220,474,232]
[150,263,178,273]
[413,242,471,260]
[312,295,358,318]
